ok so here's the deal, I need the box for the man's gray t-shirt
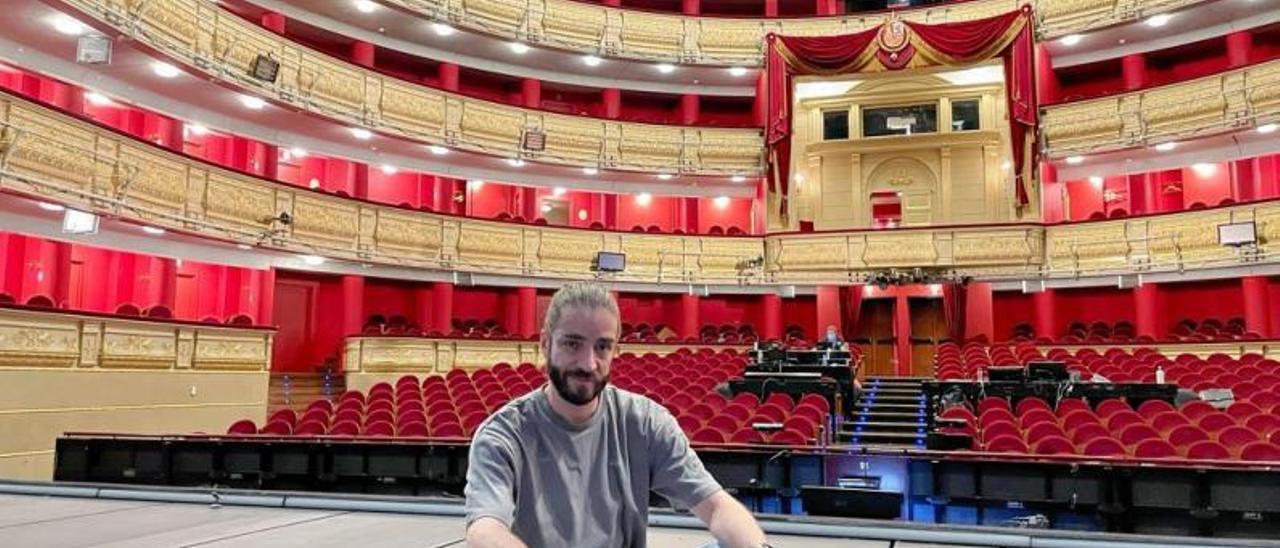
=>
[464,385,723,547]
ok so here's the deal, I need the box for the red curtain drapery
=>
[942,283,967,342]
[839,285,865,341]
[765,8,1037,221]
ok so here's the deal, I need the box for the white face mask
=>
[827,332,837,341]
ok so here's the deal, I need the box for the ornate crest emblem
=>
[877,16,910,56]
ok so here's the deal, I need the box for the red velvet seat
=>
[1216,426,1260,452]
[768,429,808,446]
[1185,440,1231,460]
[226,419,257,435]
[729,428,765,444]
[692,427,727,444]
[1132,438,1177,459]
[1118,424,1160,445]
[1082,437,1127,457]
[1239,442,1280,462]
[984,435,1029,453]
[1032,436,1075,455]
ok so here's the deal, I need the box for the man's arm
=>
[691,490,768,548]
[464,421,525,548]
[466,516,529,548]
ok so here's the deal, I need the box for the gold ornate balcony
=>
[378,0,1200,63]
[0,305,270,479]
[64,0,762,176]
[5,84,1280,284]
[1042,59,1280,157]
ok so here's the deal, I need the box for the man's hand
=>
[690,490,768,548]
[466,516,529,548]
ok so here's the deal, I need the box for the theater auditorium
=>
[0,0,1278,545]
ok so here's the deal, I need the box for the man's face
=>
[827,328,837,340]
[543,306,618,406]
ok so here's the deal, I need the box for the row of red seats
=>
[1008,317,1261,345]
[938,396,1280,462]
[935,343,1280,405]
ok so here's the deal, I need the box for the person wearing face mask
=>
[816,324,845,351]
[465,282,770,548]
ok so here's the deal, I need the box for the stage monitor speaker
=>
[800,486,902,519]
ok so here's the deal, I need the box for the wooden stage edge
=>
[0,481,1270,548]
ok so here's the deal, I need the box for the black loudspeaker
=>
[926,431,973,450]
[1027,361,1068,382]
[251,54,280,83]
[800,486,902,519]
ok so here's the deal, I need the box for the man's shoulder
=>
[604,386,671,425]
[475,387,544,439]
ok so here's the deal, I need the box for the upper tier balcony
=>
[55,0,764,177]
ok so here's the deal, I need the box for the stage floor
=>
[0,493,932,547]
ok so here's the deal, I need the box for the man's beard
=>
[547,361,609,406]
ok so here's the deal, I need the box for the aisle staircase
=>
[268,372,345,414]
[839,377,928,447]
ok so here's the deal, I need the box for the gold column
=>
[849,152,865,227]
[940,146,953,224]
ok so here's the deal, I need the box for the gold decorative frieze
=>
[766,225,1043,276]
[379,0,1053,65]
[0,307,271,372]
[63,0,761,176]
[1043,59,1280,157]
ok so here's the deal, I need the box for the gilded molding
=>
[1043,59,1280,157]
[0,307,271,372]
[64,0,761,176]
[381,0,1047,64]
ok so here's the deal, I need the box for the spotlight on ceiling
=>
[581,55,603,67]
[1145,14,1173,27]
[508,41,530,55]
[431,22,455,36]
[1154,142,1177,152]
[350,127,373,140]
[728,66,749,77]
[151,61,181,78]
[1059,34,1082,47]
[428,145,449,155]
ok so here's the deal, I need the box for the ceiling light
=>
[540,204,552,213]
[581,55,602,67]
[713,196,730,208]
[308,178,321,189]
[239,94,266,110]
[431,22,455,36]
[731,175,746,182]
[236,243,252,250]
[728,66,749,77]
[300,254,326,266]
[469,179,485,189]
[506,158,525,167]
[552,186,566,197]
[636,192,652,206]
[655,63,676,74]
[289,146,307,158]
[1154,142,1177,152]
[428,145,449,155]
[151,61,181,78]
[582,167,598,175]
[186,123,208,136]
[1088,176,1104,186]
[577,209,588,221]
[84,91,112,107]
[1001,161,1012,171]
[1065,155,1084,165]
[48,13,90,36]
[1059,34,1082,47]
[1146,14,1173,27]
[508,41,530,55]
[142,226,166,235]
[793,173,804,183]
[37,202,65,212]
[1258,123,1278,134]
[350,127,372,140]
[354,0,378,13]
[1191,162,1217,176]
[657,173,674,180]
[380,164,398,175]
